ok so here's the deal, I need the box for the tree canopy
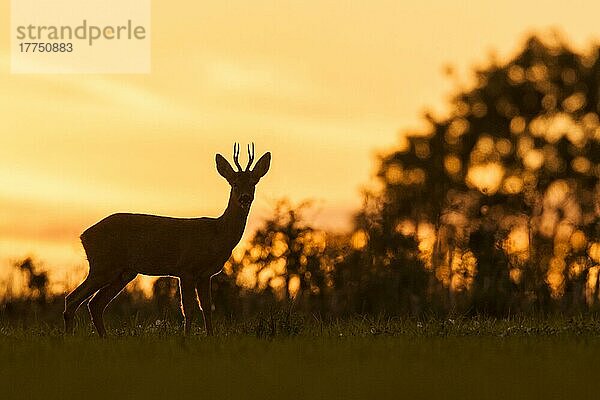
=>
[358,35,600,313]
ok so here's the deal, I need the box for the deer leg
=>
[64,275,107,334]
[179,277,199,336]
[197,277,213,336]
[88,272,136,338]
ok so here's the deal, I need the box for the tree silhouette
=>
[228,200,334,312]
[357,35,600,314]
[17,258,49,303]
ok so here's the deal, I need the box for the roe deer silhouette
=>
[64,143,271,337]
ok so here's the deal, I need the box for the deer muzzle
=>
[239,194,253,209]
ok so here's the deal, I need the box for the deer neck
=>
[219,191,250,244]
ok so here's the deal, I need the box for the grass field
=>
[1,316,599,399]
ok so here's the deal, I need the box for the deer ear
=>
[216,154,236,182]
[252,152,271,180]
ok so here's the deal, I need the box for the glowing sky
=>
[1,0,600,279]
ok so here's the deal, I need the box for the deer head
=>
[215,143,271,210]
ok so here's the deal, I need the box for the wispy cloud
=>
[203,58,325,101]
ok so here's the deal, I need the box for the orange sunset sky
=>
[1,1,600,283]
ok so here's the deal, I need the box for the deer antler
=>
[232,143,243,171]
[245,142,255,171]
